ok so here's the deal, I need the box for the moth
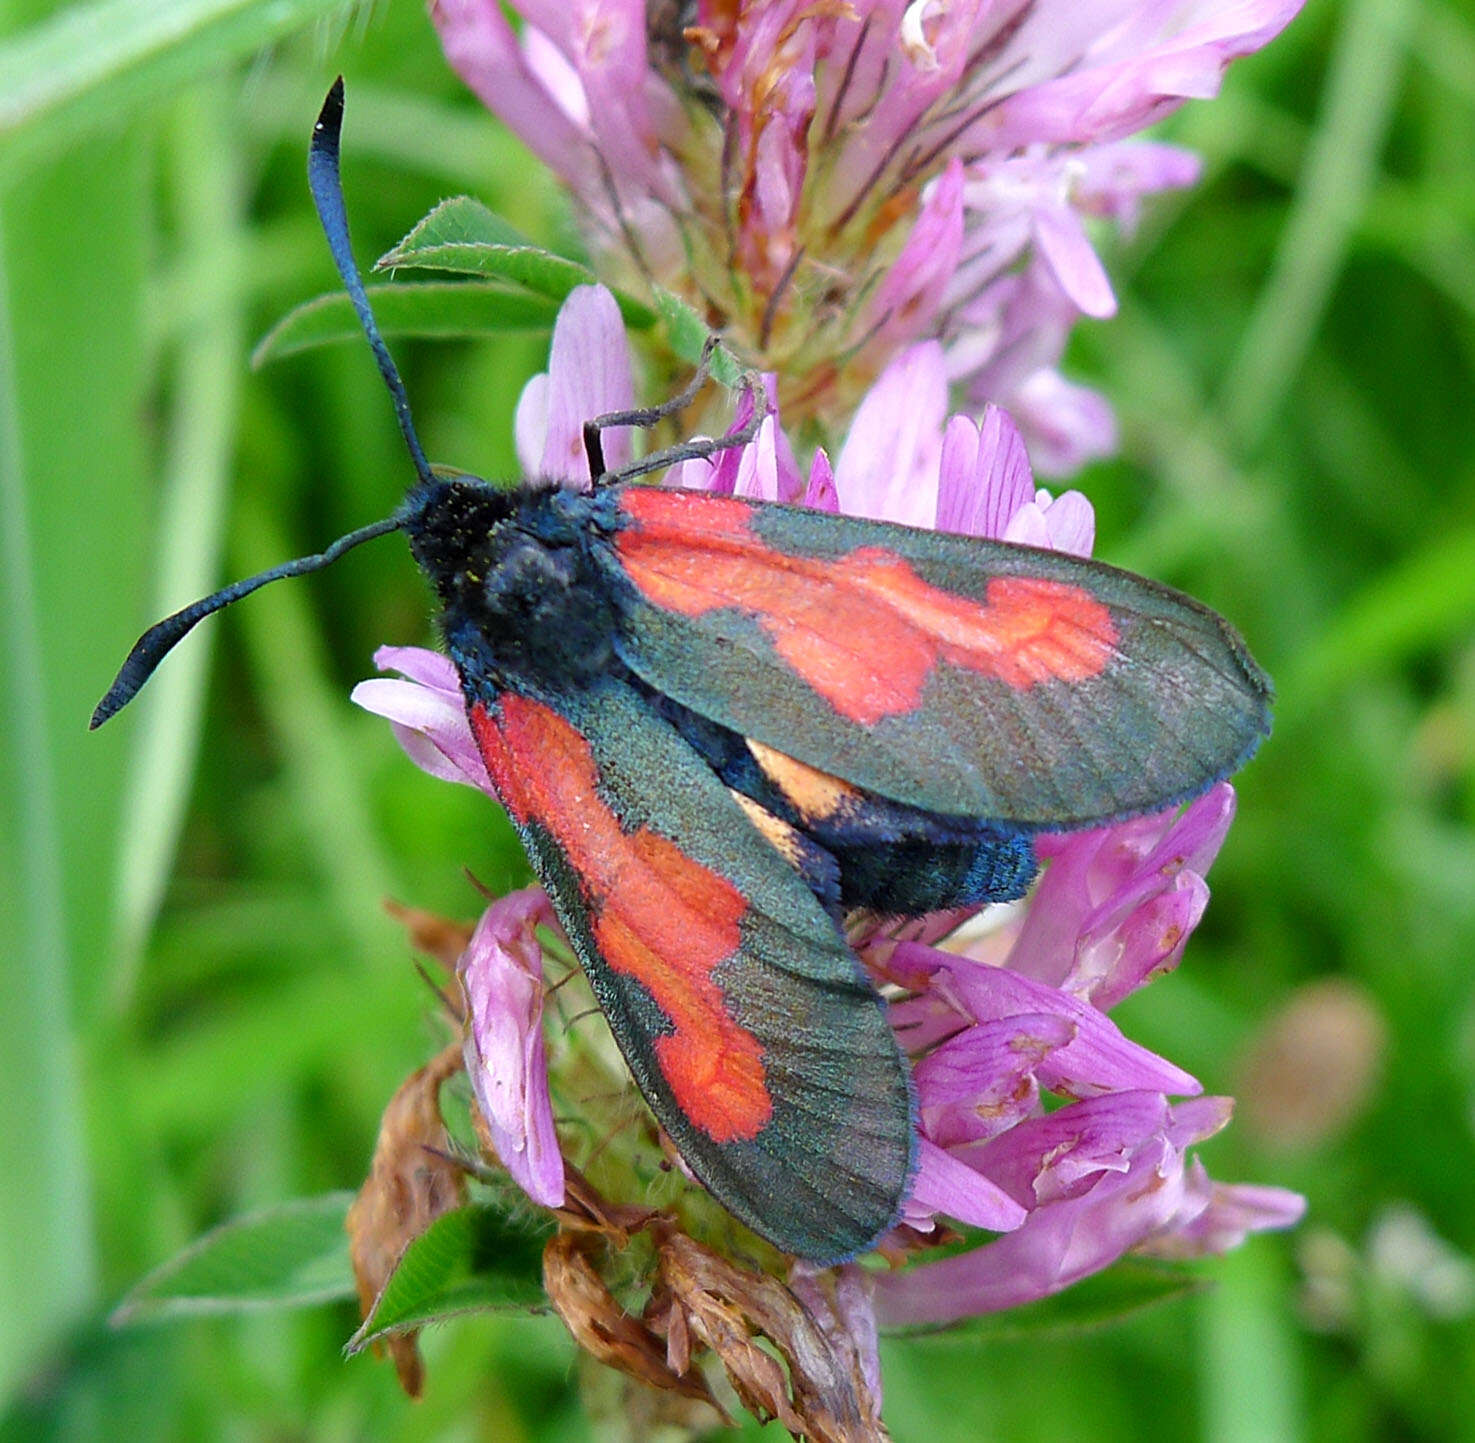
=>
[95,81,1271,1264]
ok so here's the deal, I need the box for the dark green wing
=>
[603,486,1272,827]
[468,676,915,1263]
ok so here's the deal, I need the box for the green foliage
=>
[376,195,657,327]
[112,1194,356,1323]
[653,286,747,385]
[347,1203,552,1351]
[4,0,1475,1439]
[0,0,360,180]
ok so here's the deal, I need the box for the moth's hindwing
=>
[467,676,916,1263]
[653,695,1039,914]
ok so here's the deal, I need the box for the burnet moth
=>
[94,81,1272,1265]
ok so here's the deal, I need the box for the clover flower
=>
[351,288,1301,1396]
[431,0,1301,469]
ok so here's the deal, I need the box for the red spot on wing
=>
[470,694,771,1144]
[617,489,1120,726]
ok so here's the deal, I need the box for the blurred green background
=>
[3,0,1474,1437]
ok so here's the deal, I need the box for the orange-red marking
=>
[471,694,771,1143]
[617,489,1119,726]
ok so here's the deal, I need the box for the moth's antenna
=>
[91,81,418,730]
[90,516,403,729]
[310,76,434,489]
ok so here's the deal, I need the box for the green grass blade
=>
[1282,525,1475,721]
[0,0,357,180]
[1199,1248,1305,1443]
[227,488,402,965]
[1222,0,1414,447]
[109,89,246,1010]
[0,196,97,1410]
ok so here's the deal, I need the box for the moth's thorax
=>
[402,476,625,692]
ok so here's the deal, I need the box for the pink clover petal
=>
[538,285,635,485]
[1068,873,1208,1009]
[521,23,590,126]
[1038,488,1097,557]
[1144,782,1239,877]
[913,1012,1075,1146]
[391,719,486,792]
[935,405,1034,539]
[1009,785,1235,998]
[957,259,1078,409]
[673,444,722,492]
[561,1,666,197]
[868,157,965,347]
[1077,140,1203,231]
[970,1090,1174,1205]
[877,1090,1251,1323]
[908,1137,1028,1233]
[431,0,595,191]
[802,448,839,512]
[978,1,1306,151]
[1138,1162,1307,1260]
[1165,1092,1236,1149]
[999,500,1052,550]
[1033,783,1236,889]
[877,1130,1190,1324]
[350,676,492,794]
[1002,486,1096,557]
[834,342,948,525]
[1032,202,1118,319]
[895,944,1200,1098]
[513,371,551,477]
[732,378,804,503]
[827,0,985,207]
[678,380,772,495]
[371,643,460,694]
[733,416,782,502]
[1006,369,1119,478]
[459,889,566,1207]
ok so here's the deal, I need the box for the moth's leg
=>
[584,336,769,485]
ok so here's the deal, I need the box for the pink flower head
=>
[432,0,1303,470]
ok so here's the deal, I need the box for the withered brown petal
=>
[543,1232,719,1408]
[346,1042,466,1398]
[657,1231,889,1443]
[384,898,476,972]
